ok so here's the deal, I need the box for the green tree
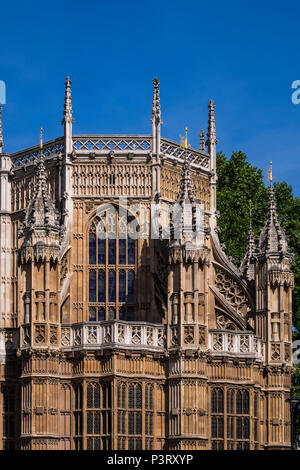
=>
[216,150,300,446]
[216,151,300,338]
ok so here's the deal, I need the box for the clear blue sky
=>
[1,0,300,195]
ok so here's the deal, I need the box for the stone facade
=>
[0,78,294,450]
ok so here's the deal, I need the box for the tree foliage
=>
[216,151,300,338]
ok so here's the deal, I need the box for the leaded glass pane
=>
[87,412,93,434]
[89,270,96,302]
[108,307,115,320]
[243,390,249,414]
[129,386,134,409]
[243,417,250,439]
[89,307,96,322]
[119,271,126,302]
[98,271,105,302]
[119,307,125,320]
[217,389,224,413]
[136,413,142,434]
[108,239,116,265]
[128,413,134,434]
[218,417,224,438]
[128,270,134,303]
[94,384,100,408]
[89,233,96,265]
[87,384,93,409]
[136,385,142,409]
[128,237,135,264]
[108,271,116,302]
[98,307,105,321]
[211,390,217,413]
[236,391,242,414]
[98,237,105,264]
[119,239,126,265]
[211,416,217,437]
[127,307,134,321]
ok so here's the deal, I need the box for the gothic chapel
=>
[0,77,294,450]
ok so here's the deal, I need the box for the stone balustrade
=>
[61,321,166,352]
[0,325,265,362]
[208,329,264,361]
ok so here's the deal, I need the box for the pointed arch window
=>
[88,210,136,321]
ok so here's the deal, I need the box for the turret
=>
[254,164,294,364]
[168,153,209,350]
[18,129,61,349]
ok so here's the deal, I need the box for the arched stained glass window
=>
[88,210,136,321]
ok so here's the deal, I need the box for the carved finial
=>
[152,76,161,124]
[0,105,3,153]
[177,157,195,205]
[249,199,252,221]
[268,161,273,188]
[199,129,205,152]
[62,76,74,125]
[206,100,218,148]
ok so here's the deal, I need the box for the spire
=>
[199,129,205,152]
[258,187,288,254]
[62,76,74,125]
[0,105,3,153]
[177,158,195,206]
[206,100,218,150]
[19,129,60,246]
[152,77,161,124]
[151,77,162,157]
[240,222,256,281]
[206,100,218,228]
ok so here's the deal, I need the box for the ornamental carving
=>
[215,267,250,316]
